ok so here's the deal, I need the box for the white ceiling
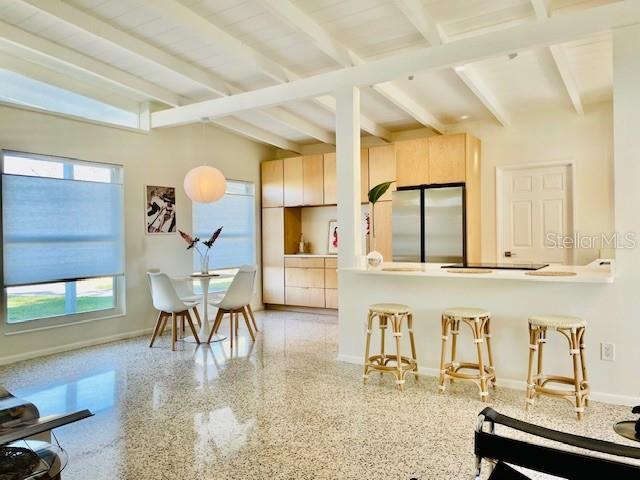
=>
[0,0,616,148]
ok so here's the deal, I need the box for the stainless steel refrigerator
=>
[392,185,465,263]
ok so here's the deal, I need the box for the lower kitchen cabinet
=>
[285,287,325,308]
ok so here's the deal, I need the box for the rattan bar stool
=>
[363,303,418,391]
[438,307,496,399]
[526,314,590,420]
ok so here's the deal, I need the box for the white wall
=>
[462,101,613,264]
[0,105,274,364]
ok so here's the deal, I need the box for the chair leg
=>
[247,305,258,332]
[192,307,202,329]
[474,318,488,400]
[450,319,459,384]
[393,315,404,391]
[379,314,387,375]
[180,316,185,337]
[171,312,178,351]
[525,325,537,410]
[485,318,496,387]
[578,327,589,407]
[407,313,418,382]
[185,311,200,343]
[438,315,451,392]
[235,311,239,337]
[364,311,374,383]
[241,308,256,341]
[229,313,234,349]
[207,309,224,343]
[569,328,584,420]
[149,311,165,347]
[536,328,546,388]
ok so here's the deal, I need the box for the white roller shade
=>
[193,181,255,270]
[2,172,124,287]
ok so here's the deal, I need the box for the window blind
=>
[2,155,124,287]
[192,181,255,270]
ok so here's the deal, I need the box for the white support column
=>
[335,86,362,269]
[613,24,640,278]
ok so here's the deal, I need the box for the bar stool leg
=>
[379,314,388,374]
[363,311,374,382]
[407,313,418,383]
[438,315,451,392]
[484,317,496,388]
[536,328,546,388]
[525,325,538,410]
[473,318,489,400]
[569,328,584,420]
[392,314,404,391]
[578,327,589,407]
[451,318,459,373]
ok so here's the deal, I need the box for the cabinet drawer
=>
[284,257,325,268]
[285,267,325,288]
[324,257,337,268]
[285,287,325,308]
[324,268,337,289]
[325,289,338,309]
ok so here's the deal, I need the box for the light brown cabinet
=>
[284,256,327,308]
[285,287,325,308]
[395,138,429,187]
[261,159,283,207]
[368,145,396,201]
[429,133,466,184]
[303,155,324,205]
[371,200,392,260]
[262,208,285,304]
[283,156,303,206]
[325,288,338,309]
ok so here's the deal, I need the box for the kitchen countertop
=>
[343,259,615,284]
[284,253,337,258]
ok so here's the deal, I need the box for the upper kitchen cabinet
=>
[303,155,324,205]
[324,149,370,205]
[261,159,284,207]
[368,145,396,202]
[283,155,324,206]
[283,156,303,206]
[395,138,429,187]
[428,133,467,184]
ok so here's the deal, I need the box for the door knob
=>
[504,251,515,257]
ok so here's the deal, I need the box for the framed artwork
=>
[327,220,338,254]
[145,185,176,234]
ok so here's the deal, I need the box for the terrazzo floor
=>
[1,310,637,479]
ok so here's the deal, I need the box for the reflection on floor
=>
[0,310,635,479]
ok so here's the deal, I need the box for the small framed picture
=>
[145,185,176,234]
[327,220,338,254]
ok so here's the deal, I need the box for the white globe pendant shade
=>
[184,166,226,203]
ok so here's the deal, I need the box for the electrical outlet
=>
[601,342,615,361]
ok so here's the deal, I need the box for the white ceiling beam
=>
[15,0,334,144]
[395,0,511,126]
[259,0,444,132]
[140,0,390,141]
[531,0,584,114]
[151,1,640,127]
[212,117,301,152]
[0,20,185,107]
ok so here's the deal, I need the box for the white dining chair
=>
[171,276,203,328]
[147,272,200,350]
[207,265,257,348]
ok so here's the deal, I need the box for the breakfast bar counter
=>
[336,259,628,403]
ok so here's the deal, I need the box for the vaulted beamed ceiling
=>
[0,0,617,151]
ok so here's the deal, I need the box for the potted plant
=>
[366,181,394,269]
[179,226,223,274]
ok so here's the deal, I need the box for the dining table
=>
[182,272,234,344]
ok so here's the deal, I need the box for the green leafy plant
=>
[368,181,394,205]
[367,181,394,243]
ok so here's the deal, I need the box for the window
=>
[1,151,125,326]
[192,180,255,288]
[0,69,139,128]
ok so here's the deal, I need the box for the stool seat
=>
[369,303,411,315]
[529,314,585,329]
[443,307,490,319]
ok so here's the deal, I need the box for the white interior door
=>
[499,164,573,264]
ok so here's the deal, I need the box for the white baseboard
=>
[0,328,153,366]
[337,354,640,407]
